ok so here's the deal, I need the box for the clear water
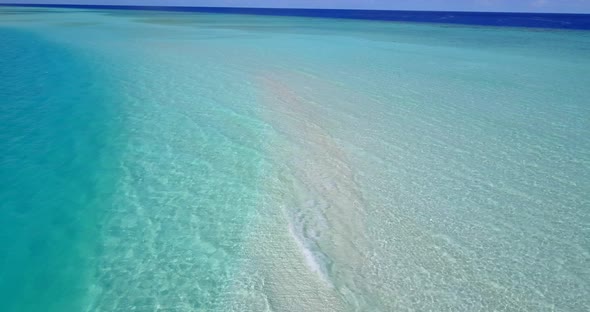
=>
[1,7,589,312]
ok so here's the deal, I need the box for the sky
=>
[1,0,590,13]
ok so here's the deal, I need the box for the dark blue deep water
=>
[2,3,590,30]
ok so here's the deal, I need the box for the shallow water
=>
[1,7,589,312]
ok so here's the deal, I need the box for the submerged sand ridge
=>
[240,69,382,311]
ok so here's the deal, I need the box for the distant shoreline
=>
[2,3,590,30]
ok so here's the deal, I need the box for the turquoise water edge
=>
[1,7,589,312]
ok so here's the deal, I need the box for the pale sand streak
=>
[236,69,375,311]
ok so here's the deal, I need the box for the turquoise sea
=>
[1,7,589,312]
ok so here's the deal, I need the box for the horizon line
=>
[2,3,590,15]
